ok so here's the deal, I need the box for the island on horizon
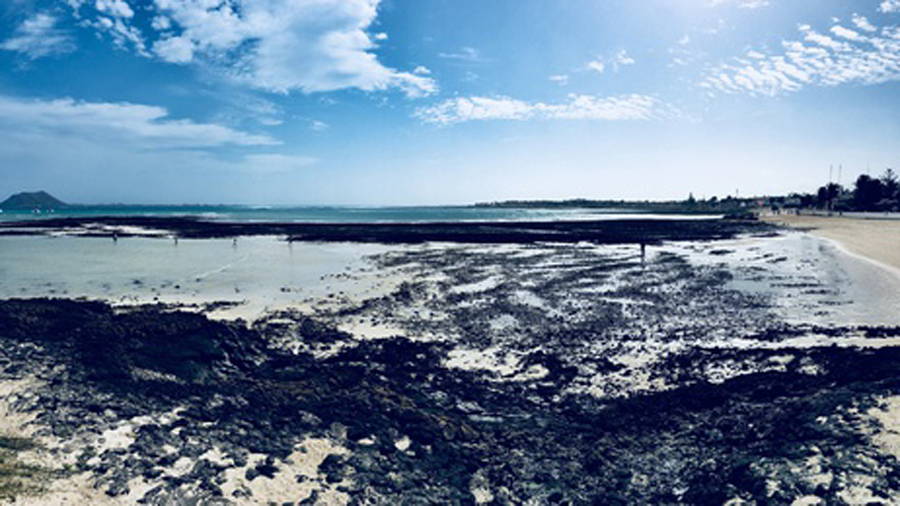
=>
[0,191,68,212]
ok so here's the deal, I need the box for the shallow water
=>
[0,235,395,320]
[1,230,898,326]
[671,231,900,327]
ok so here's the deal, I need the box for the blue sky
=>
[1,0,900,205]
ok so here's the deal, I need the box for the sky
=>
[1,0,900,205]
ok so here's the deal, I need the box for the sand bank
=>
[762,213,900,275]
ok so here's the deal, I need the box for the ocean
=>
[0,204,719,223]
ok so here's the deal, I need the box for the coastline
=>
[0,215,769,243]
[2,218,900,503]
[761,213,900,276]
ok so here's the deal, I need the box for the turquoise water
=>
[0,205,718,223]
[0,205,622,223]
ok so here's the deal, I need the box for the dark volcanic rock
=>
[0,214,775,243]
[2,290,900,503]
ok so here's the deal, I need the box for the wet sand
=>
[762,213,900,275]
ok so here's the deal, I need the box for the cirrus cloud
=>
[415,94,673,125]
[702,16,900,96]
[1,13,76,60]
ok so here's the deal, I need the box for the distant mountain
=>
[0,191,69,211]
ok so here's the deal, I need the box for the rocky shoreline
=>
[2,221,900,504]
[0,215,773,243]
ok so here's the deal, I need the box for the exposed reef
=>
[3,231,900,503]
[0,215,774,243]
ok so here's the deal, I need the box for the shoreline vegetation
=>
[474,197,757,216]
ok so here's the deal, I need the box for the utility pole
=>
[828,165,834,216]
[837,164,843,216]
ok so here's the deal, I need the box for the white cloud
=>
[94,0,134,18]
[91,14,148,54]
[64,0,89,10]
[830,25,862,41]
[802,28,850,51]
[67,0,436,97]
[438,47,487,63]
[852,14,877,32]
[710,0,770,9]
[549,74,569,86]
[586,60,605,74]
[880,0,900,14]
[739,0,770,9]
[0,95,278,147]
[153,35,194,63]
[415,94,672,125]
[151,16,172,31]
[613,49,637,68]
[703,19,900,96]
[1,13,76,60]
[586,50,636,74]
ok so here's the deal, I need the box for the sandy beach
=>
[762,213,900,275]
